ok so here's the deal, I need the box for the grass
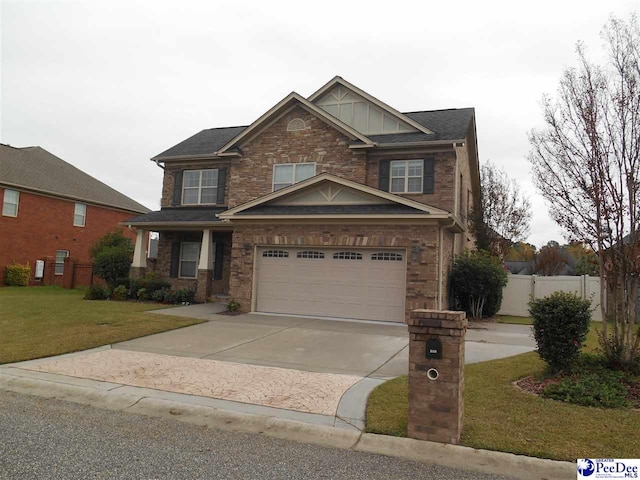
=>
[365,323,640,461]
[494,315,533,325]
[0,286,204,364]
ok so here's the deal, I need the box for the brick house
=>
[125,77,480,322]
[0,143,150,286]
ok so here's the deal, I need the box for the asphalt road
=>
[0,391,514,480]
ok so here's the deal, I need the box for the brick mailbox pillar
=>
[407,309,467,444]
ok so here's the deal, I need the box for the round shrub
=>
[450,250,508,319]
[4,262,31,286]
[529,291,592,372]
[112,285,128,301]
[84,285,110,300]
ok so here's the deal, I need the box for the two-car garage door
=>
[255,247,406,322]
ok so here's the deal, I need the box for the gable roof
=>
[153,126,246,160]
[215,92,375,154]
[308,76,434,135]
[220,173,457,223]
[0,144,150,214]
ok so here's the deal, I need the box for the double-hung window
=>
[55,250,69,276]
[179,242,200,278]
[390,160,423,193]
[2,189,19,217]
[273,163,316,191]
[182,169,218,204]
[74,203,86,227]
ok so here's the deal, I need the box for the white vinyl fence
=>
[498,274,604,321]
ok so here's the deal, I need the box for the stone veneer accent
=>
[407,309,467,444]
[229,223,454,321]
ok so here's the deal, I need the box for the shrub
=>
[450,250,508,319]
[174,288,195,304]
[84,285,110,300]
[111,285,128,301]
[90,230,134,288]
[227,299,240,312]
[136,287,148,301]
[542,370,630,408]
[529,291,592,372]
[129,278,171,299]
[4,262,31,286]
[150,288,168,303]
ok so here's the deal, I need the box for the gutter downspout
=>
[438,217,458,310]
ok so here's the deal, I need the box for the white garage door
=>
[255,247,406,322]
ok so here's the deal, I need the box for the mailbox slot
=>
[425,338,442,359]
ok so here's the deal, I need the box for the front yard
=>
[0,287,204,364]
[366,324,640,461]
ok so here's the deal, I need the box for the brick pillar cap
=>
[408,309,467,328]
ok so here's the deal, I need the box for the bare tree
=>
[529,15,640,367]
[471,161,532,259]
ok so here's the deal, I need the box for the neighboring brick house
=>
[0,144,150,286]
[125,77,480,322]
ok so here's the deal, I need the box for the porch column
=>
[196,229,213,302]
[130,229,147,279]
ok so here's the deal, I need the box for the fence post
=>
[531,274,537,300]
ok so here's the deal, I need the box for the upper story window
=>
[273,163,316,191]
[390,160,423,193]
[182,169,218,204]
[2,189,19,217]
[74,203,86,227]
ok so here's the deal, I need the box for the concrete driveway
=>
[6,304,535,431]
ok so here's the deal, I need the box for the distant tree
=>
[528,15,640,367]
[534,242,567,276]
[505,242,537,262]
[90,229,134,288]
[566,242,599,276]
[470,161,532,259]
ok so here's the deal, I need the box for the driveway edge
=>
[0,372,574,480]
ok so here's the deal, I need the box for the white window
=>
[273,163,316,191]
[372,252,403,261]
[2,189,19,217]
[55,250,69,276]
[262,250,289,258]
[74,203,86,227]
[182,169,218,205]
[333,252,362,260]
[390,160,423,193]
[179,242,200,278]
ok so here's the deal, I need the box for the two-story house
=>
[125,77,480,323]
[1,143,150,285]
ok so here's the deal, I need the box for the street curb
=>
[0,373,574,480]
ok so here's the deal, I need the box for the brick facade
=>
[229,223,449,321]
[0,188,140,285]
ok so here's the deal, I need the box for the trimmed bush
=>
[529,291,592,372]
[4,262,31,286]
[136,288,148,301]
[129,278,171,299]
[84,285,110,300]
[90,230,134,288]
[112,285,128,301]
[450,250,508,319]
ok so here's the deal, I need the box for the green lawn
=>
[494,315,533,325]
[365,324,640,461]
[0,287,204,364]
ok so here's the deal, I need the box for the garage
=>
[255,247,407,322]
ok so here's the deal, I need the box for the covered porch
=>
[123,207,232,302]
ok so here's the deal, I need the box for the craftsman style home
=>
[125,77,480,322]
[0,143,149,286]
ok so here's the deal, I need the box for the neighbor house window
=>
[74,203,86,227]
[182,169,218,204]
[273,163,316,191]
[390,160,423,193]
[55,250,69,276]
[179,242,200,278]
[2,189,19,217]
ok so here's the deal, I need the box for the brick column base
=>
[195,269,212,303]
[129,267,147,279]
[407,309,467,444]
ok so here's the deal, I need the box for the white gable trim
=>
[218,173,450,219]
[216,92,375,154]
[308,76,434,135]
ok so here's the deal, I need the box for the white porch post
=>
[132,230,147,268]
[198,229,213,270]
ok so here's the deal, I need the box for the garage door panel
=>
[256,247,406,322]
